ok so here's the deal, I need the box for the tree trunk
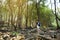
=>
[36,0,41,21]
[54,0,59,29]
[26,0,28,28]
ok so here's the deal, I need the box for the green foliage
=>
[0,0,56,29]
[27,0,55,27]
[11,31,19,36]
[39,6,55,26]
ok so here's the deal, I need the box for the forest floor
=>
[0,28,60,40]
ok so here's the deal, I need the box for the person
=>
[36,21,41,34]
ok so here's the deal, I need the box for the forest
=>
[0,0,60,40]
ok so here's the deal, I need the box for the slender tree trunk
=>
[36,0,41,21]
[54,0,59,29]
[26,0,28,28]
[17,0,22,29]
